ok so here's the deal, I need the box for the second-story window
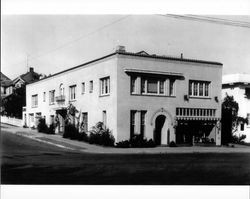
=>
[69,85,76,101]
[100,77,110,96]
[49,90,55,104]
[59,84,64,96]
[89,81,93,93]
[31,94,38,108]
[189,80,210,97]
[43,92,46,102]
[82,82,85,94]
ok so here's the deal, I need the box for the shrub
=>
[78,131,89,142]
[37,118,49,133]
[169,141,177,147]
[116,135,156,148]
[116,140,130,148]
[232,134,246,144]
[88,122,115,146]
[89,128,115,146]
[63,123,79,140]
[47,124,55,134]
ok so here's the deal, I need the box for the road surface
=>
[1,130,250,184]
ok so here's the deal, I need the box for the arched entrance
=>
[154,115,166,145]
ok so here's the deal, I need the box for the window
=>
[131,76,176,96]
[89,81,93,93]
[159,80,164,94]
[43,92,46,102]
[169,79,175,96]
[189,80,210,97]
[82,82,85,94]
[130,111,136,138]
[130,110,147,138]
[100,77,110,95]
[103,110,107,127]
[141,78,146,93]
[59,84,64,96]
[131,77,136,94]
[141,111,146,137]
[69,85,76,101]
[81,112,88,132]
[49,90,55,104]
[31,94,38,107]
[147,79,158,94]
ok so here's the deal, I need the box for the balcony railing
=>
[55,95,65,102]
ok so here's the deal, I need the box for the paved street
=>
[1,126,250,185]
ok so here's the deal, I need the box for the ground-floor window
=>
[81,112,88,132]
[102,110,107,128]
[130,110,147,139]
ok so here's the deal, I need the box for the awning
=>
[124,68,184,78]
[176,116,220,121]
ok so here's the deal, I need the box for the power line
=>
[162,14,250,28]
[6,15,130,68]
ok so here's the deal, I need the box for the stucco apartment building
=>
[222,74,250,143]
[24,46,222,146]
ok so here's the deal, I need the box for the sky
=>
[2,15,250,79]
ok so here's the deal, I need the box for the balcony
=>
[55,95,65,102]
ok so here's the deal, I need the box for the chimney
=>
[29,67,34,73]
[116,45,126,52]
[181,53,183,59]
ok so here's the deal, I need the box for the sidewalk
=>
[1,123,250,154]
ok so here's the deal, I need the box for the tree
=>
[2,86,26,119]
[221,94,239,144]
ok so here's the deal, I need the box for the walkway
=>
[1,123,250,154]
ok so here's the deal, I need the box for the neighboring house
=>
[12,67,40,88]
[24,46,222,146]
[1,72,13,114]
[1,72,13,98]
[1,67,40,117]
[222,74,250,143]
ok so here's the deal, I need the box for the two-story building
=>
[222,74,250,143]
[24,46,222,145]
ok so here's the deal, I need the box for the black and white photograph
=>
[1,0,250,198]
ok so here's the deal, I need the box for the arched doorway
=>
[154,115,166,145]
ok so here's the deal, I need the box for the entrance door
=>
[154,115,166,145]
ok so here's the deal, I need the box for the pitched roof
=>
[0,72,11,82]
[13,70,40,84]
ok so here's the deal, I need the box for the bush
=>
[78,131,89,142]
[232,134,246,144]
[116,135,156,148]
[63,124,79,140]
[47,124,55,134]
[89,127,115,147]
[37,118,49,133]
[116,140,130,148]
[169,141,177,147]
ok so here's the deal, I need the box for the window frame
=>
[49,90,55,105]
[69,85,77,101]
[31,94,38,108]
[189,80,211,98]
[89,80,93,93]
[100,76,110,96]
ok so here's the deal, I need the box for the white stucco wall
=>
[26,56,118,139]
[116,54,222,144]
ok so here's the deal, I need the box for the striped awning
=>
[176,116,220,121]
